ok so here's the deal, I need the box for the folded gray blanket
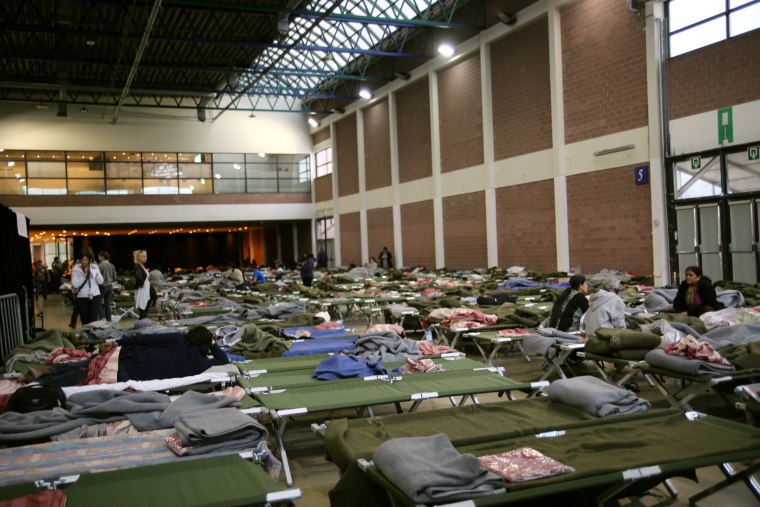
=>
[548,375,651,417]
[0,408,120,443]
[353,331,420,363]
[372,434,504,504]
[174,407,267,446]
[702,323,760,350]
[644,348,735,376]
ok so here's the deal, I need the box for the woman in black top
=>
[672,265,723,317]
[548,274,589,332]
[300,253,315,287]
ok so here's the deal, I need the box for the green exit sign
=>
[690,156,701,170]
[750,146,760,161]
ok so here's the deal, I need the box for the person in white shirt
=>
[71,246,104,325]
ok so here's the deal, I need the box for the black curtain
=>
[73,232,243,274]
[0,203,34,339]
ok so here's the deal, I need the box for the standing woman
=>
[672,265,724,317]
[300,252,315,287]
[133,249,151,319]
[71,246,104,325]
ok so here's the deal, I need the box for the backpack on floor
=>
[477,292,518,307]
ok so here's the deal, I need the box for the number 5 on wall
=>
[635,165,649,185]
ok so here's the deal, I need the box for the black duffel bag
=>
[477,292,518,306]
[8,384,67,413]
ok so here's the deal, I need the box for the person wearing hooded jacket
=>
[585,289,627,338]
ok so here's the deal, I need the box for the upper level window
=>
[316,147,332,177]
[669,0,760,57]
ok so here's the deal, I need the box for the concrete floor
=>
[35,294,760,506]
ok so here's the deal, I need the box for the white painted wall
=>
[1,103,316,226]
[0,103,312,154]
[669,99,760,156]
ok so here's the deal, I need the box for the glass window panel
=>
[178,152,211,163]
[673,156,721,199]
[26,178,67,195]
[670,17,727,57]
[0,179,26,194]
[730,2,760,36]
[68,179,105,194]
[143,178,178,194]
[246,161,278,177]
[27,161,66,177]
[277,178,310,193]
[669,0,725,32]
[298,158,310,181]
[67,160,105,178]
[1,150,25,159]
[106,179,142,194]
[27,150,65,161]
[106,162,142,178]
[213,153,245,163]
[727,151,760,194]
[213,163,246,178]
[731,0,755,8]
[214,179,246,194]
[245,178,278,193]
[106,151,141,162]
[179,178,212,194]
[178,163,212,178]
[143,162,179,179]
[142,152,177,163]
[0,159,25,177]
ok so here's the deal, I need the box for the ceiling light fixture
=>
[308,117,319,128]
[358,88,372,99]
[248,112,256,118]
[86,39,96,46]
[438,44,455,57]
[79,106,88,113]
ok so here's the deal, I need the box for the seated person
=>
[547,274,589,332]
[585,280,626,337]
[24,327,229,387]
[224,263,244,284]
[672,265,724,317]
[250,267,266,283]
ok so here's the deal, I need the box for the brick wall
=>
[495,180,557,272]
[363,98,392,191]
[438,53,484,173]
[567,166,653,276]
[339,211,361,266]
[442,191,488,269]
[314,174,332,202]
[0,192,310,208]
[491,17,552,160]
[367,206,394,263]
[335,114,359,197]
[561,0,647,144]
[669,30,760,120]
[396,77,433,183]
[400,200,435,268]
[311,128,331,145]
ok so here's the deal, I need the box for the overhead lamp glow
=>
[308,117,319,128]
[258,152,266,158]
[233,163,241,170]
[438,44,455,57]
[358,88,372,99]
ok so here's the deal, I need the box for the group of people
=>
[548,265,724,334]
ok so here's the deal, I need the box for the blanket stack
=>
[584,329,662,360]
[372,434,504,504]
[167,407,268,456]
[548,376,651,417]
